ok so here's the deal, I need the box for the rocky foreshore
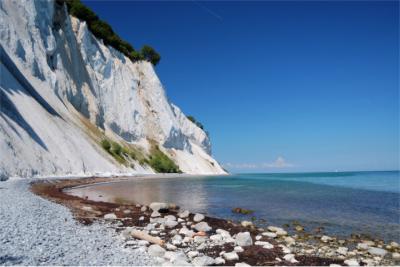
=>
[31,177,400,266]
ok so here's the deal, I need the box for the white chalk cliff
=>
[0,0,226,178]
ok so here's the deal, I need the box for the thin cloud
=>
[262,156,294,168]
[223,156,294,169]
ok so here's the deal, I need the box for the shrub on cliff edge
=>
[57,0,160,65]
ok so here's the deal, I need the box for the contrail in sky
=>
[191,0,223,21]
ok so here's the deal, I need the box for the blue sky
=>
[83,1,399,172]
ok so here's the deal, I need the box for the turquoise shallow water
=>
[80,171,400,241]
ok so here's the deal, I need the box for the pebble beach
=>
[19,176,400,266]
[0,178,154,265]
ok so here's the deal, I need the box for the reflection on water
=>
[66,177,210,212]
[66,172,400,242]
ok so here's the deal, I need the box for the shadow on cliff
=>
[0,45,62,150]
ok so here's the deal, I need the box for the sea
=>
[68,171,400,242]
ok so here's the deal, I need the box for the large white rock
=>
[194,236,207,244]
[262,232,277,238]
[241,221,253,227]
[266,226,287,236]
[187,251,199,258]
[390,242,399,248]
[235,232,253,247]
[179,227,195,237]
[223,252,239,261]
[344,259,359,266]
[337,247,348,255]
[103,213,117,220]
[357,243,369,250]
[216,229,232,239]
[178,210,190,218]
[255,241,273,249]
[164,251,188,263]
[283,254,298,263]
[149,202,169,212]
[368,247,388,257]
[193,213,205,222]
[164,215,176,221]
[191,256,215,266]
[392,252,400,260]
[193,222,211,232]
[148,244,166,257]
[321,235,332,242]
[171,234,183,245]
[215,257,225,265]
[210,234,223,243]
[165,220,178,228]
[234,246,244,253]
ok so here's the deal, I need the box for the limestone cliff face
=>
[0,0,226,178]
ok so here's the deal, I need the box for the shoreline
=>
[30,176,400,266]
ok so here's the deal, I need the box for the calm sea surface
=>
[69,171,400,241]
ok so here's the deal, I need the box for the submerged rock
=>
[295,225,304,232]
[267,226,284,233]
